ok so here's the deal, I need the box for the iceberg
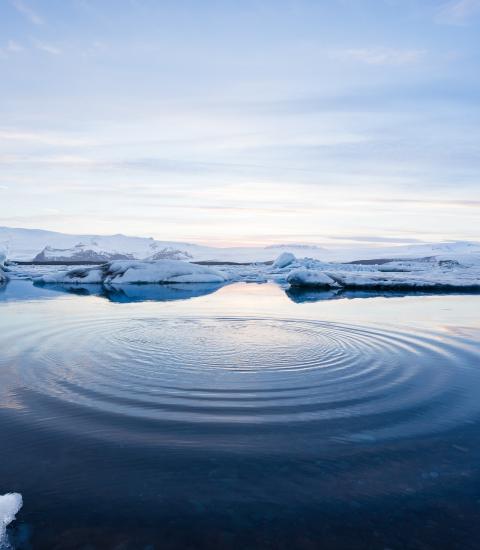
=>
[0,493,22,547]
[8,241,480,296]
[35,259,228,285]
[272,252,296,269]
[327,270,480,291]
[284,255,480,291]
[35,282,225,303]
[287,268,337,288]
[0,247,7,284]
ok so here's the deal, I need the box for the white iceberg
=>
[287,268,337,288]
[35,259,228,285]
[273,252,296,269]
[283,253,480,291]
[0,247,7,283]
[327,270,480,290]
[0,493,22,547]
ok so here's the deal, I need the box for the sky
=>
[0,0,479,247]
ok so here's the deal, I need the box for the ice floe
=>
[272,252,296,269]
[35,259,228,285]
[0,247,7,284]
[0,493,22,548]
[282,255,480,291]
[7,248,480,294]
[287,267,337,288]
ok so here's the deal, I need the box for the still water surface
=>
[1,281,480,549]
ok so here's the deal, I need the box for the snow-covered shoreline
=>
[3,229,480,293]
[3,226,480,264]
[16,248,480,293]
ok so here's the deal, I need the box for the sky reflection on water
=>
[1,282,480,549]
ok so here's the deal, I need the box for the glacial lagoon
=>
[1,281,480,549]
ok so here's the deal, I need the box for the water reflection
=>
[2,278,480,305]
[1,281,480,549]
[32,281,226,302]
[286,286,480,303]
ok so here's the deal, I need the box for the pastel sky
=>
[1,0,479,246]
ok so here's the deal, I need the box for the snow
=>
[327,270,480,291]
[2,225,480,294]
[282,255,480,291]
[0,493,22,547]
[147,247,193,261]
[15,251,480,293]
[0,226,205,262]
[35,259,228,285]
[273,252,296,269]
[3,225,480,265]
[34,244,135,262]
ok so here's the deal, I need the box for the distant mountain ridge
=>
[1,226,480,264]
[0,226,202,262]
[33,244,135,262]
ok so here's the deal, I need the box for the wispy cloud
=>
[330,48,427,66]
[10,0,44,25]
[6,40,23,53]
[0,40,24,57]
[0,129,90,146]
[329,235,423,244]
[347,198,480,210]
[436,0,480,24]
[33,40,61,55]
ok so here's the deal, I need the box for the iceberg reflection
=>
[285,287,480,303]
[35,282,226,303]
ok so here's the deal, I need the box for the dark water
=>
[1,281,480,549]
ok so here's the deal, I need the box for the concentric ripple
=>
[2,312,480,444]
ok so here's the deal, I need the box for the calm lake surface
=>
[1,281,480,549]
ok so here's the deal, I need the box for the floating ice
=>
[15,244,480,294]
[284,254,480,291]
[35,259,228,285]
[273,252,296,269]
[0,246,7,284]
[287,268,337,288]
[0,493,22,548]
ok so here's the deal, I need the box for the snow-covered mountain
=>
[2,226,480,264]
[33,244,135,262]
[0,226,205,262]
[147,247,193,261]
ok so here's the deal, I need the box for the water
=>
[1,281,480,549]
